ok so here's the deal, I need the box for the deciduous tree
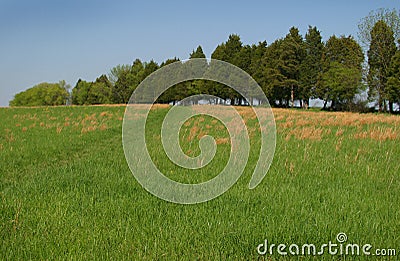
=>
[10,82,68,106]
[367,20,396,112]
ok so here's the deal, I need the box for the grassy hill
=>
[1,105,399,260]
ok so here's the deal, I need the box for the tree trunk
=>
[378,95,383,112]
[389,101,394,114]
[291,85,294,108]
[331,99,336,110]
[303,99,309,110]
[323,99,328,110]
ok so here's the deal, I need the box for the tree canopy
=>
[10,8,400,113]
[10,82,69,107]
[367,20,397,112]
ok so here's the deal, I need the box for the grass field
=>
[1,105,399,260]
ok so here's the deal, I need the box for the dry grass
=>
[287,126,327,141]
[183,106,399,142]
[273,108,400,127]
[336,128,344,137]
[4,108,119,140]
[215,137,230,145]
[187,125,199,142]
[272,108,399,141]
[354,127,397,141]
[4,129,15,142]
[99,111,113,117]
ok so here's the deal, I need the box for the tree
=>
[58,80,72,105]
[248,41,268,104]
[279,27,305,107]
[71,75,113,105]
[386,45,400,112]
[358,8,400,48]
[108,64,131,85]
[320,62,362,110]
[187,46,207,103]
[10,82,68,106]
[72,79,91,105]
[299,26,324,108]
[158,57,181,104]
[88,75,113,104]
[211,34,245,105]
[190,46,206,59]
[317,35,364,110]
[367,20,397,112]
[112,59,145,104]
[261,38,286,105]
[249,41,267,84]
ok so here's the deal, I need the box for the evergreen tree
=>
[279,27,305,107]
[72,75,112,105]
[211,34,245,104]
[299,26,324,108]
[190,46,206,59]
[88,75,113,104]
[261,39,285,105]
[158,57,181,104]
[248,41,268,104]
[386,43,400,112]
[72,79,91,105]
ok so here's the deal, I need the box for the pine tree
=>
[190,46,206,59]
[279,27,305,107]
[386,44,400,112]
[299,26,324,109]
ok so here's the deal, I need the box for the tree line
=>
[10,8,400,113]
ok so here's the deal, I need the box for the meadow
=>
[1,105,399,260]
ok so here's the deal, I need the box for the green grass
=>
[1,105,399,260]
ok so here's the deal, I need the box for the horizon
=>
[1,0,399,107]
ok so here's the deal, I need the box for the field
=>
[1,105,399,260]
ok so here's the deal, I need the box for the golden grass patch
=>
[188,126,199,142]
[5,129,15,142]
[287,126,329,141]
[99,124,108,131]
[215,137,230,145]
[354,127,397,141]
[336,128,344,137]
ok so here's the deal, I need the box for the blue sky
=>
[0,0,399,106]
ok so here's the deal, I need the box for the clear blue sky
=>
[0,0,399,106]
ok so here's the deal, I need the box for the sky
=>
[0,0,399,107]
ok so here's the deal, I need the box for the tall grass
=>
[1,106,399,260]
